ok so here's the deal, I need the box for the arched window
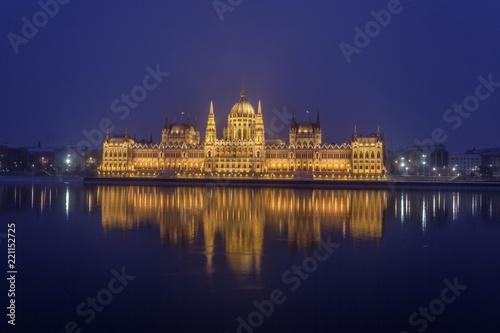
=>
[257,151,261,158]
[365,152,369,159]
[377,152,381,158]
[371,152,375,158]
[208,150,212,158]
[354,152,357,159]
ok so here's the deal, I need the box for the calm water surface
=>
[1,184,499,333]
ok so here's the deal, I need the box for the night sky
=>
[2,0,500,154]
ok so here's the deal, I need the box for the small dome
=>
[297,123,314,133]
[170,124,186,134]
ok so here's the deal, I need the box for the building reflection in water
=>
[96,186,389,276]
[1,184,499,276]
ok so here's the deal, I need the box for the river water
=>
[0,184,499,332]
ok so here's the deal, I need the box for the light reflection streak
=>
[400,194,404,223]
[65,186,69,220]
[422,196,427,234]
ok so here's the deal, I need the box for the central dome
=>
[229,85,255,118]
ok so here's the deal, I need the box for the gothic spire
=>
[195,116,198,131]
[164,112,168,129]
[240,81,246,99]
[106,129,110,142]
[258,99,262,115]
[316,109,320,128]
[206,100,217,142]
[291,112,297,129]
[187,113,191,128]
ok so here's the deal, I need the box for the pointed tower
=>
[162,112,170,144]
[351,126,360,176]
[195,117,198,131]
[205,100,217,143]
[125,128,129,141]
[289,112,297,145]
[106,129,110,143]
[377,126,381,142]
[204,100,217,172]
[255,99,264,143]
[240,81,246,100]
[314,109,322,145]
[187,113,191,129]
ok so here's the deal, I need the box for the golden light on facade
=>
[100,87,386,179]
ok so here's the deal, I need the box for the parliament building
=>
[100,86,386,179]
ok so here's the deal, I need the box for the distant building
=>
[0,142,100,175]
[477,148,500,177]
[0,144,28,172]
[27,143,55,171]
[388,144,449,175]
[450,147,500,177]
[54,147,102,173]
[450,154,481,176]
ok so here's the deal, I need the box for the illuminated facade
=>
[100,85,386,179]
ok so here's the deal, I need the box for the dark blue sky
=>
[2,0,500,154]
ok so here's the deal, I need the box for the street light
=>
[422,155,427,176]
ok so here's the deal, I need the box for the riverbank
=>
[0,175,83,184]
[83,176,500,191]
[1,175,500,190]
